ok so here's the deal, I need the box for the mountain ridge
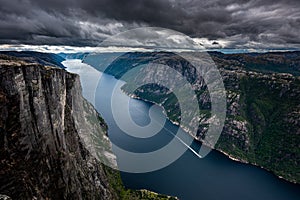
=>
[83,51,300,184]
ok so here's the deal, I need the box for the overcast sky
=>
[0,0,299,51]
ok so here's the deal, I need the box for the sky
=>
[0,0,299,52]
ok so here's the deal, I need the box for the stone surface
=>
[0,61,117,199]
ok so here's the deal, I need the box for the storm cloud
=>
[0,0,299,49]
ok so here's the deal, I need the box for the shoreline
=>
[138,189,179,200]
[72,58,299,186]
[122,88,299,185]
[217,149,298,185]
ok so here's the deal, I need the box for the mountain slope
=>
[0,55,176,200]
[84,51,300,184]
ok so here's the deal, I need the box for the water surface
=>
[64,59,300,200]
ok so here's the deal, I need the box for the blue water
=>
[64,59,300,200]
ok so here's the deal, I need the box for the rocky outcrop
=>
[0,57,119,199]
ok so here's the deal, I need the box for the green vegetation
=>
[103,166,177,200]
[235,76,300,183]
[95,105,177,200]
[216,75,300,183]
[85,51,300,184]
[123,68,300,184]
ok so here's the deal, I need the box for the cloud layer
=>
[0,0,299,50]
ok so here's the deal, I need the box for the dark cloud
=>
[0,0,299,49]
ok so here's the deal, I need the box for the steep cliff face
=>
[217,69,300,183]
[84,52,300,184]
[0,58,118,199]
[0,53,179,200]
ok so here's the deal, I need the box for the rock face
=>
[84,51,300,184]
[0,59,117,199]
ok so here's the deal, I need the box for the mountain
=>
[58,52,89,60]
[0,51,65,69]
[84,51,300,184]
[209,51,300,76]
[0,54,176,200]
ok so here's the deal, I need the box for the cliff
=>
[0,55,176,200]
[0,56,118,199]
